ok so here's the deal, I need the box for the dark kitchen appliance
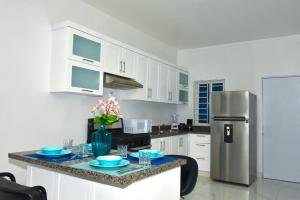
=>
[87,118,151,151]
[186,119,193,131]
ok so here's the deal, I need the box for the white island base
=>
[26,165,181,200]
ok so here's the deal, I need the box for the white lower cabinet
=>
[151,137,172,155]
[171,135,188,156]
[151,134,211,172]
[27,165,180,200]
[188,134,211,172]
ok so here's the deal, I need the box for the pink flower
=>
[91,95,121,118]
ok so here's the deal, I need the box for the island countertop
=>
[8,150,186,188]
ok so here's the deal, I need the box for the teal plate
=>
[36,150,72,158]
[129,152,164,160]
[89,159,130,168]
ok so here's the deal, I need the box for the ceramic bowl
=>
[96,155,122,166]
[40,147,63,154]
[141,149,160,157]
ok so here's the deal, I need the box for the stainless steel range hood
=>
[103,73,143,90]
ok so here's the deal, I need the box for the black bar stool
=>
[0,172,47,200]
[168,155,198,197]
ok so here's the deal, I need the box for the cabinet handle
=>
[81,89,93,93]
[196,144,206,147]
[163,141,165,151]
[196,157,205,160]
[160,141,163,151]
[197,135,206,137]
[123,61,126,73]
[120,61,123,72]
[170,92,172,101]
[82,58,94,63]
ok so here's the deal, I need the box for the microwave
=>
[123,119,152,134]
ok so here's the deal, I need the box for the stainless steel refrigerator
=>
[211,91,257,186]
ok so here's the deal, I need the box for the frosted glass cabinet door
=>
[179,90,188,103]
[179,72,189,87]
[68,61,103,96]
[71,29,102,66]
[71,66,100,90]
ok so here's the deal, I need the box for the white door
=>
[263,76,300,183]
[158,64,168,102]
[121,48,136,78]
[102,41,122,75]
[147,60,159,100]
[168,67,177,103]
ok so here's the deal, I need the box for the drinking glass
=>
[78,144,90,158]
[63,139,73,150]
[117,145,128,158]
[139,150,151,168]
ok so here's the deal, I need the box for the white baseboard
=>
[198,170,210,177]
[257,172,263,178]
[198,171,263,178]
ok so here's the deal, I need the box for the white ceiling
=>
[83,0,300,49]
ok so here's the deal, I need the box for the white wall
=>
[177,34,300,173]
[0,0,177,184]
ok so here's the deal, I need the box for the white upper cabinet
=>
[134,55,149,99]
[102,41,136,79]
[51,26,104,96]
[147,60,159,101]
[69,28,103,67]
[158,64,169,102]
[50,21,189,99]
[167,66,178,104]
[102,41,122,75]
[121,48,136,78]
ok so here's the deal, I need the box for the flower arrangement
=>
[91,95,121,125]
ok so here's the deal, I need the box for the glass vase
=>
[91,124,112,157]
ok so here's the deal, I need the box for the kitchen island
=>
[9,151,186,200]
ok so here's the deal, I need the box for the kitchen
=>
[1,0,300,200]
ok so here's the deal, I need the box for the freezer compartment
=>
[211,120,250,185]
[211,91,252,118]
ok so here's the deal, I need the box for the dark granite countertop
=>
[150,126,210,139]
[8,151,186,188]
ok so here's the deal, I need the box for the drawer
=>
[189,143,210,157]
[193,156,210,172]
[189,134,210,144]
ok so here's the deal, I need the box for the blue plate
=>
[129,152,164,160]
[36,149,72,158]
[89,159,130,168]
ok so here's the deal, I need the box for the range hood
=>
[103,73,143,90]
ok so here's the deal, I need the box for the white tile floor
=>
[185,176,300,200]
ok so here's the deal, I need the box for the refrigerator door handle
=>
[212,116,248,122]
